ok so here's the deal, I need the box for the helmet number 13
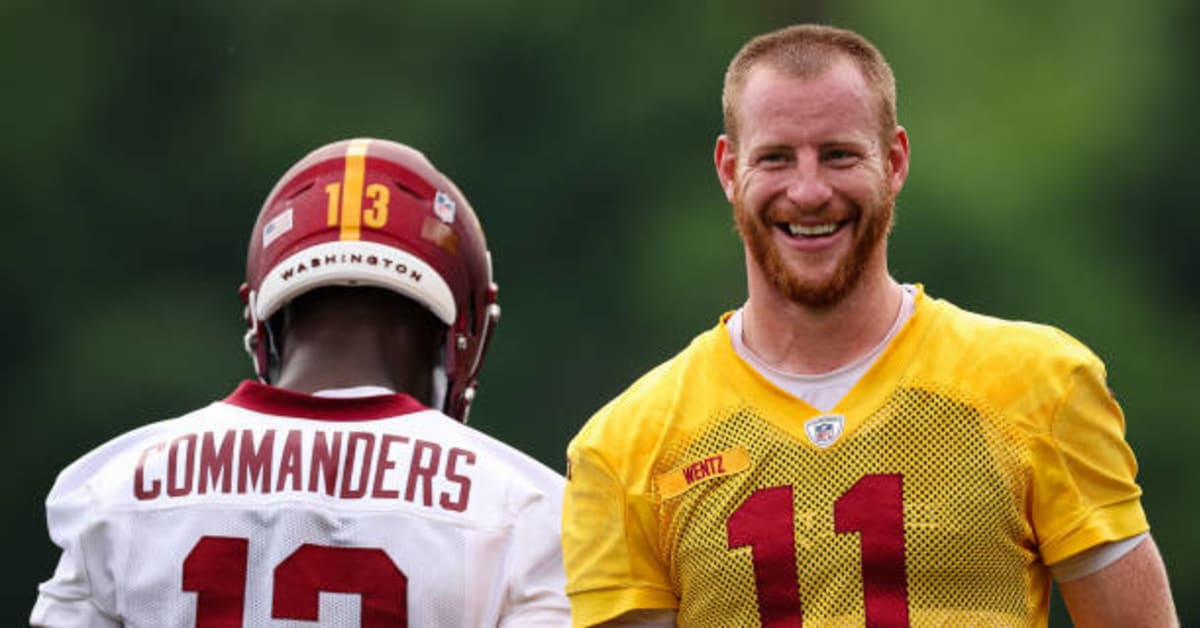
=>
[726,474,909,628]
[326,181,390,238]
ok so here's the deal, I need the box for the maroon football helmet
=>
[241,138,500,421]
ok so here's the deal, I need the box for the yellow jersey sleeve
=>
[1028,346,1148,564]
[563,404,678,626]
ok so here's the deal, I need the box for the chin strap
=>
[241,286,283,383]
[241,286,265,380]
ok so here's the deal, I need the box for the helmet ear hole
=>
[286,181,314,201]
[241,138,499,421]
[392,179,422,200]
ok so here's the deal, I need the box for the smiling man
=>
[561,24,1176,627]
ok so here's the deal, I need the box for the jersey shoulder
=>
[912,295,1113,428]
[45,402,221,506]
[918,295,1105,383]
[429,416,565,500]
[926,296,1098,360]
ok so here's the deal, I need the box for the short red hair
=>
[722,24,898,147]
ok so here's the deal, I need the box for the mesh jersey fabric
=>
[562,287,1147,627]
[32,381,569,627]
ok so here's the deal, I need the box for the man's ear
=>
[714,134,738,203]
[886,125,910,196]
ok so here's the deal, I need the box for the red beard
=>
[733,185,894,309]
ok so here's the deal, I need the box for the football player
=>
[32,138,569,626]
[561,25,1177,627]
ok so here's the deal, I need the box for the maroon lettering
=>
[409,269,421,281]
[131,428,486,515]
[134,443,165,500]
[441,448,475,512]
[367,255,378,266]
[340,432,375,499]
[683,460,706,484]
[406,440,441,507]
[371,435,409,499]
[167,434,198,497]
[310,431,342,496]
[682,462,700,485]
[276,430,304,492]
[238,429,275,494]
[198,431,235,494]
[282,268,294,280]
[682,455,725,486]
[324,254,336,264]
[349,254,362,264]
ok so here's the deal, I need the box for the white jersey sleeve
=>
[32,422,170,627]
[482,436,571,628]
[31,381,570,627]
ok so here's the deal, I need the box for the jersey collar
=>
[223,380,431,421]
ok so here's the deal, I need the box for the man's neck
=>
[741,273,903,375]
[274,340,398,394]
[273,324,433,403]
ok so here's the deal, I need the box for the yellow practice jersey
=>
[563,289,1147,627]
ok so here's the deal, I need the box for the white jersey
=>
[31,381,569,627]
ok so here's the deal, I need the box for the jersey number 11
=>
[727,473,909,628]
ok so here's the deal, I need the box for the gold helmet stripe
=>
[337,138,372,240]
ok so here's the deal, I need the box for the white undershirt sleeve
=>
[1049,532,1149,582]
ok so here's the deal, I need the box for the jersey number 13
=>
[183,536,407,626]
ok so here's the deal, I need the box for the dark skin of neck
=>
[272,287,443,404]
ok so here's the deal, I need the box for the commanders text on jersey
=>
[131,427,475,511]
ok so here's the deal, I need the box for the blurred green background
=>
[3,0,1196,624]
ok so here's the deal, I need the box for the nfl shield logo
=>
[433,190,457,224]
[804,414,845,448]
